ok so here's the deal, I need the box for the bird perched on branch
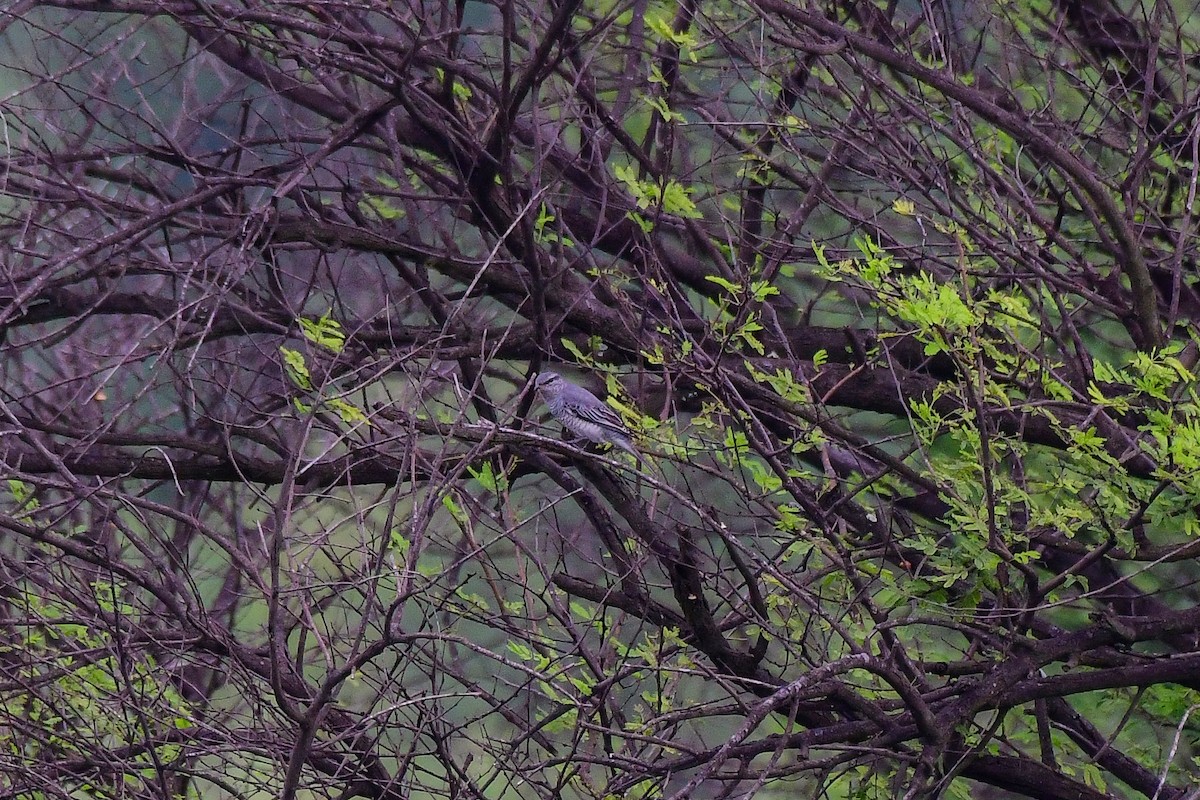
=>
[533,371,637,456]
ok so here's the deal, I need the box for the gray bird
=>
[534,372,637,456]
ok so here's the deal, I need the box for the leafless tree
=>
[2,1,1200,798]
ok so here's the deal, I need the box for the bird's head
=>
[534,372,564,392]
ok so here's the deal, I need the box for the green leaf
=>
[279,347,312,390]
[469,463,509,495]
[614,163,702,219]
[298,313,345,353]
[359,194,404,220]
[7,479,38,513]
[506,641,535,661]
[560,337,588,362]
[704,275,740,294]
[628,211,654,233]
[750,280,779,301]
[442,493,469,525]
[327,397,369,425]
[658,180,702,218]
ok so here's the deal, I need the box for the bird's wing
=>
[568,399,630,435]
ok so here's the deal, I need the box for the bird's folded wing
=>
[569,401,630,434]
